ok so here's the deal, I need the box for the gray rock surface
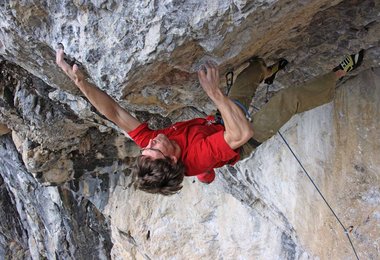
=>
[0,0,379,259]
[0,135,112,259]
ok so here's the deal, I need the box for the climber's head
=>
[132,134,185,196]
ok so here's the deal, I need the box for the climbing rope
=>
[226,65,360,258]
[250,102,360,259]
[277,131,360,260]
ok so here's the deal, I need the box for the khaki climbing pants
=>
[228,59,337,160]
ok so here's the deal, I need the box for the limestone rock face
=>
[0,136,112,259]
[0,0,379,259]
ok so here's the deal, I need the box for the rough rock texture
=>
[0,0,379,259]
[0,136,112,259]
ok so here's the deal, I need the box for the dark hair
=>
[132,155,186,196]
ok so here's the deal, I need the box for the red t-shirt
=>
[127,117,240,183]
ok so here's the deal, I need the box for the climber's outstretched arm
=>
[56,46,141,132]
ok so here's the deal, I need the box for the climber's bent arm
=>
[198,62,254,149]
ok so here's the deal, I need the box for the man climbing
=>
[56,44,364,195]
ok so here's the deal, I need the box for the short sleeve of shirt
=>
[186,130,239,174]
[127,123,158,148]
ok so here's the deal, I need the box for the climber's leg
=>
[231,58,288,160]
[251,72,337,143]
[251,49,365,143]
[227,58,267,109]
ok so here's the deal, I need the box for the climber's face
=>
[141,134,180,163]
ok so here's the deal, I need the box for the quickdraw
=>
[225,70,234,95]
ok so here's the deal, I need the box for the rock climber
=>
[56,44,364,195]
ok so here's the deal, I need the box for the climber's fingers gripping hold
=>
[198,61,221,99]
[56,43,84,85]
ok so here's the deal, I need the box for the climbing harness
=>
[214,99,252,125]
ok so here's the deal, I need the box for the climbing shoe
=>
[264,58,289,85]
[333,49,365,73]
